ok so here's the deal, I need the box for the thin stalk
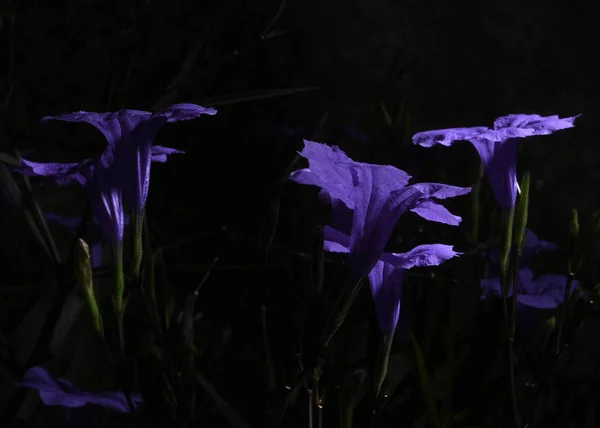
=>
[262,305,277,391]
[556,273,575,354]
[509,249,521,428]
[373,333,394,397]
[320,277,364,350]
[307,388,314,428]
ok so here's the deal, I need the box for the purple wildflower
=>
[17,366,142,412]
[480,267,581,309]
[325,222,460,334]
[412,114,579,208]
[37,103,216,216]
[290,140,470,280]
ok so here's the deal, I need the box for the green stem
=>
[499,207,515,325]
[113,244,125,317]
[132,210,144,280]
[509,248,521,428]
[319,277,364,350]
[556,273,575,354]
[373,333,394,397]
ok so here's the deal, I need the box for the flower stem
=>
[132,210,144,280]
[319,277,364,350]
[509,248,521,428]
[373,333,394,398]
[499,207,515,325]
[556,273,575,354]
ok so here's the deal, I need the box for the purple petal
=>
[85,164,125,245]
[468,137,519,208]
[155,103,217,122]
[411,127,489,147]
[480,268,581,309]
[151,145,185,162]
[493,114,579,134]
[18,158,92,186]
[329,197,354,235]
[409,182,472,200]
[18,367,142,412]
[290,141,364,210]
[40,110,132,146]
[323,226,351,253]
[410,199,463,225]
[368,261,405,335]
[383,244,461,269]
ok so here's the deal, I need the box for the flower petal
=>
[411,126,489,147]
[384,244,461,269]
[493,114,579,134]
[40,111,130,148]
[410,199,463,225]
[468,137,519,208]
[151,145,185,162]
[323,225,351,253]
[409,182,472,200]
[155,103,217,122]
[368,261,405,334]
[18,158,92,186]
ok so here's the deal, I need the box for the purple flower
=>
[325,224,460,334]
[37,104,217,215]
[412,114,579,208]
[17,366,142,412]
[18,145,125,245]
[480,267,581,309]
[289,140,470,280]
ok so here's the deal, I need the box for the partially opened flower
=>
[38,103,217,215]
[480,267,581,309]
[19,146,125,245]
[290,140,470,280]
[412,114,579,208]
[325,223,460,334]
[17,366,142,412]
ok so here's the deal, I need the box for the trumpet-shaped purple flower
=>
[19,146,125,245]
[17,366,142,412]
[38,103,217,215]
[290,140,470,280]
[323,223,460,334]
[412,114,579,208]
[480,267,581,309]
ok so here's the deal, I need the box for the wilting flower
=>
[19,144,125,245]
[37,103,217,215]
[324,220,460,334]
[412,114,579,208]
[480,267,581,309]
[17,366,142,412]
[290,140,470,280]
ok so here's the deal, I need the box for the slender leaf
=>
[195,373,252,428]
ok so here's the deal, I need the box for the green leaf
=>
[195,372,252,428]
[409,331,441,428]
